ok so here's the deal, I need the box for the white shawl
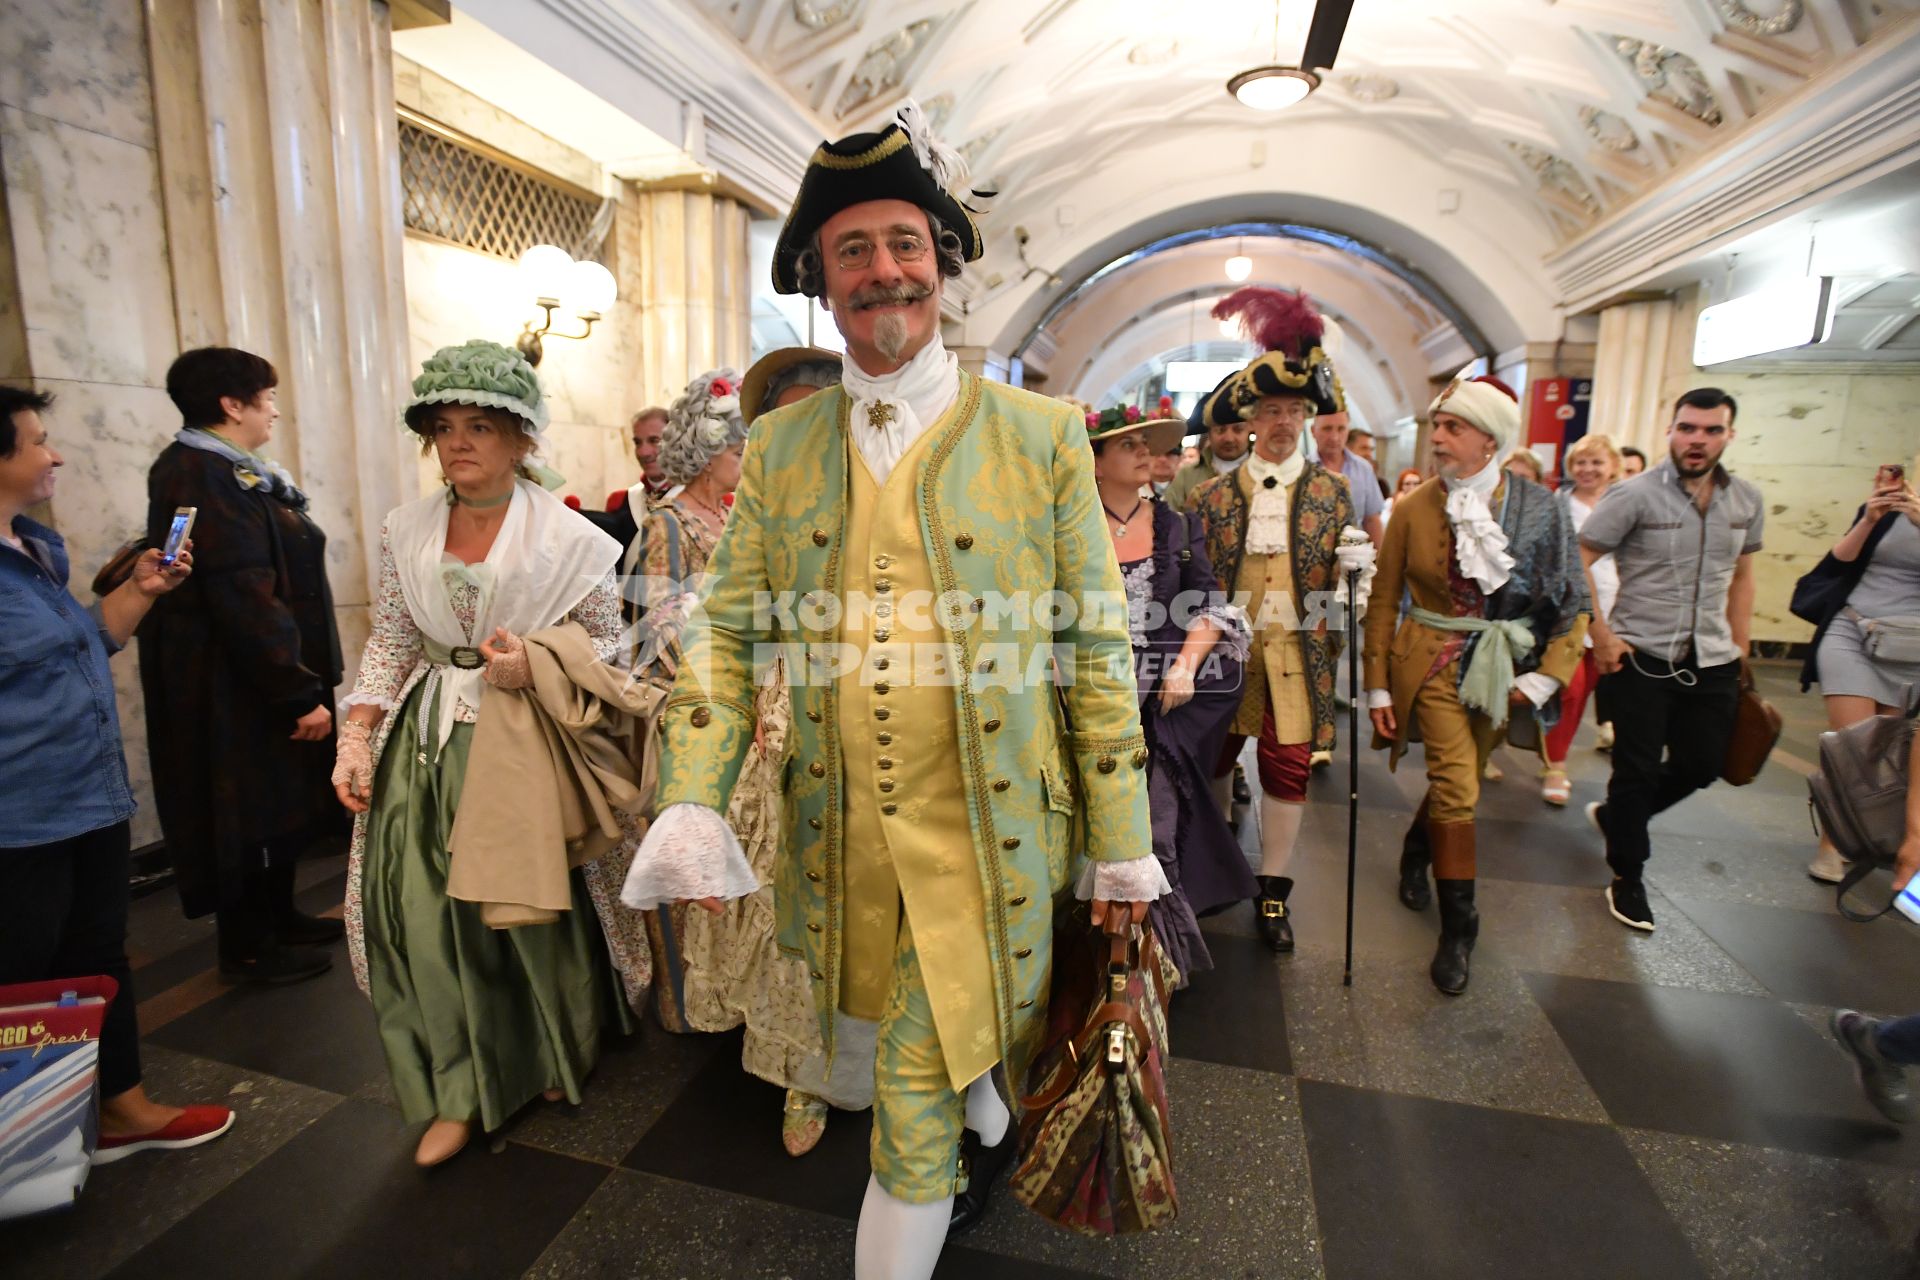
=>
[387,478,621,750]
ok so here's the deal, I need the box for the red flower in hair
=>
[709,377,734,397]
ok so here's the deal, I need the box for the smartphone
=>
[160,506,197,565]
[1897,880,1920,927]
[1877,463,1906,489]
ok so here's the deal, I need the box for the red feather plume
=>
[1211,287,1324,357]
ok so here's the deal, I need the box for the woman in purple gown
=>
[1086,403,1255,983]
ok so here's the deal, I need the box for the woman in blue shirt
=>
[0,386,234,1163]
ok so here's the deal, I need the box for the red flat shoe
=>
[92,1105,235,1165]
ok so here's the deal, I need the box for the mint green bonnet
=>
[402,339,549,437]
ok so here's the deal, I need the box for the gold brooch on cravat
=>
[866,402,898,430]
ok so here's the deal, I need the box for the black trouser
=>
[0,821,141,1097]
[216,859,298,960]
[1599,653,1741,881]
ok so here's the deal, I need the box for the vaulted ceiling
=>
[688,0,1918,360]
[698,0,1910,241]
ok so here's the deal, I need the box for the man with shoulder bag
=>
[1579,388,1763,934]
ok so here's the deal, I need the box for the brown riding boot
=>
[1428,821,1478,996]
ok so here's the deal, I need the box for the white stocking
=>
[963,1073,1009,1146]
[1259,796,1305,878]
[854,1175,952,1280]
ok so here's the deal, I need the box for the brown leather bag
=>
[1721,661,1782,786]
[1009,903,1178,1236]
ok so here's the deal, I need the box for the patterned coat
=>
[1188,461,1355,754]
[654,371,1151,1078]
[1363,476,1590,766]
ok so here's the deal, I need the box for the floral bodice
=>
[343,526,623,722]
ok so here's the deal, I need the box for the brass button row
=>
[689,707,711,728]
[812,529,829,546]
[955,533,974,550]
[1097,756,1116,774]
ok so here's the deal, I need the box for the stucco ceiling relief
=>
[836,19,938,118]
[1717,1,1804,36]
[1609,36,1726,126]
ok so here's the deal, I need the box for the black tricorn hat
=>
[772,104,989,296]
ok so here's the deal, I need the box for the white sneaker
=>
[1594,722,1614,752]
[1807,844,1850,885]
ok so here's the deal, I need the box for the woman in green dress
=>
[332,341,650,1167]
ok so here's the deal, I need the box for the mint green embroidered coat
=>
[654,371,1151,1081]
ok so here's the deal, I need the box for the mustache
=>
[850,282,933,311]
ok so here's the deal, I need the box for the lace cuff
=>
[1366,688,1393,710]
[1073,854,1172,902]
[1198,602,1252,666]
[619,802,760,910]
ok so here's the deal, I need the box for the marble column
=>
[1589,297,1685,453]
[148,0,414,683]
[623,184,753,402]
[0,0,412,843]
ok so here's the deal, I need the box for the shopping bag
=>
[0,976,118,1221]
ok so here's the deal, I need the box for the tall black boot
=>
[1254,876,1295,953]
[1398,796,1433,911]
[1429,880,1478,996]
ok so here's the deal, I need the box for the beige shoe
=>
[1482,758,1504,782]
[1541,768,1571,807]
[1808,843,1851,885]
[414,1118,471,1168]
[1594,722,1615,752]
[782,1089,828,1157]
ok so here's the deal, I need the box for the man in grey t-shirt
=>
[1578,387,1762,933]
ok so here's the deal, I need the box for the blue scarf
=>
[175,428,309,510]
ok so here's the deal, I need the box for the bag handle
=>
[1016,922,1152,1112]
[1836,857,1895,924]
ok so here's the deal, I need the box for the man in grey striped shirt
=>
[1578,388,1763,933]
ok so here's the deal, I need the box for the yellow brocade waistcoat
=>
[836,427,998,1086]
[1231,525,1315,745]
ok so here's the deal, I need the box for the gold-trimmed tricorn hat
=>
[1204,287,1345,427]
[771,100,992,295]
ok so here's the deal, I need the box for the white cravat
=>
[840,335,960,485]
[1442,459,1514,594]
[1211,451,1244,476]
[1243,448,1305,555]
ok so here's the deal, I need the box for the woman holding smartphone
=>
[1801,460,1920,882]
[141,347,344,985]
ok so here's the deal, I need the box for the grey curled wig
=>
[659,368,747,486]
[792,208,966,299]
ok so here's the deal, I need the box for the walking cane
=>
[1343,561,1360,988]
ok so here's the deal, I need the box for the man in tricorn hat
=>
[621,101,1156,1278]
[1188,288,1371,955]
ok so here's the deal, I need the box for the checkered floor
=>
[9,664,1919,1279]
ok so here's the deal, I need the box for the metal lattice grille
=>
[398,118,599,260]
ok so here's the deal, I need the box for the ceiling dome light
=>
[1228,66,1319,112]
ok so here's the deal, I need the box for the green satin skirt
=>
[362,685,634,1130]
